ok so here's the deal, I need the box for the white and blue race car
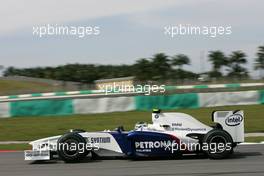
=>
[24,109,244,162]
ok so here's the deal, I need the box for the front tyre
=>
[57,132,89,163]
[202,129,233,159]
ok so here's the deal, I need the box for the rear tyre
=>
[57,132,89,163]
[202,129,233,159]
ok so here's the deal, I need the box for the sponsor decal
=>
[135,140,176,150]
[171,127,206,131]
[88,137,111,143]
[154,114,159,119]
[134,140,233,154]
[25,150,49,157]
[225,113,243,126]
[172,123,182,127]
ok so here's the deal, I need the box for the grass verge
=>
[245,137,264,143]
[0,80,54,95]
[0,144,31,150]
[0,104,263,141]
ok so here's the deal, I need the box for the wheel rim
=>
[61,139,79,157]
[208,135,227,154]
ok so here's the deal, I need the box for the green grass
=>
[0,80,54,95]
[0,144,30,150]
[245,137,264,143]
[0,104,263,141]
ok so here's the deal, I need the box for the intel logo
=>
[225,114,243,126]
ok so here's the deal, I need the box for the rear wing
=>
[212,110,244,143]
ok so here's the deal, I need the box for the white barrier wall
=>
[0,103,10,118]
[199,91,260,107]
[73,97,135,114]
[0,90,263,118]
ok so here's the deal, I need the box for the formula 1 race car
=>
[24,109,244,162]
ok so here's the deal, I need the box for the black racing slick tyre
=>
[57,132,89,163]
[202,129,233,159]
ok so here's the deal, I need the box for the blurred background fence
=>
[1,76,264,96]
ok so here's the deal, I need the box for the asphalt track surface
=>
[0,144,263,176]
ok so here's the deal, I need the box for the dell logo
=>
[225,114,243,126]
